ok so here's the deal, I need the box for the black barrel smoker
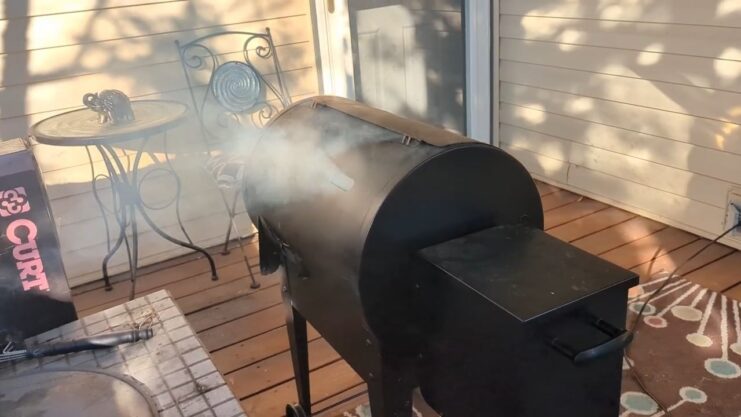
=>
[244,96,638,417]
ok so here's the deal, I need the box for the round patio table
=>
[31,100,218,297]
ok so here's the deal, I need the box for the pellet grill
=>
[244,96,638,417]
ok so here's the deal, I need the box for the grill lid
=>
[308,96,472,147]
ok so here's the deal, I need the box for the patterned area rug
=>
[337,276,741,417]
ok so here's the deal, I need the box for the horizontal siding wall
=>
[1,0,320,286]
[497,0,741,248]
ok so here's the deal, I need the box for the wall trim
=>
[491,0,500,146]
[465,0,492,143]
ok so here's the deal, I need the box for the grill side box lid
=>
[417,224,638,323]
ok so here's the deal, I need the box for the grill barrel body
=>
[246,96,635,417]
[249,96,542,370]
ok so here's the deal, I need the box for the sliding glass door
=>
[315,0,490,140]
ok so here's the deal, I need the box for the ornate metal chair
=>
[175,29,291,288]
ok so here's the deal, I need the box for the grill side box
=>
[0,139,77,342]
[416,224,638,417]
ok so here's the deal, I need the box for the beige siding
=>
[497,0,741,248]
[1,0,320,286]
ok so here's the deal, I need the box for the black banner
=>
[0,147,76,343]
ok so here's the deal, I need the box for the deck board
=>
[212,326,322,374]
[682,251,741,293]
[70,180,741,417]
[543,197,608,230]
[228,338,341,399]
[535,181,560,196]
[73,244,257,315]
[725,283,741,300]
[571,217,667,255]
[540,189,582,211]
[547,207,636,242]
[240,360,363,417]
[188,284,283,332]
[199,305,286,352]
[599,227,699,270]
[630,239,734,283]
[313,385,369,416]
[176,268,266,315]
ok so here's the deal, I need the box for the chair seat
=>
[205,154,246,189]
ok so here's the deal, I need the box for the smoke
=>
[239,125,355,210]
[237,105,398,214]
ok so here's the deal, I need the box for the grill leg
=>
[284,292,311,415]
[367,367,414,417]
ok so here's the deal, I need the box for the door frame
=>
[311,0,493,143]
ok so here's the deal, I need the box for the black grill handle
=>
[549,317,633,364]
[28,329,154,358]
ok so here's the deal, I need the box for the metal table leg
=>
[92,137,219,299]
[96,145,135,294]
[126,140,218,280]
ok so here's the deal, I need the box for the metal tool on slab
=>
[0,328,153,363]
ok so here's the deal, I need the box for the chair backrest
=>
[175,29,291,150]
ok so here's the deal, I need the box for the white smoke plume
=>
[236,106,398,213]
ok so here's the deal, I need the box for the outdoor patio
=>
[70,180,741,417]
[1,1,739,416]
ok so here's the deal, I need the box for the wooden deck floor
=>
[71,181,741,417]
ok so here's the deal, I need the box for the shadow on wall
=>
[0,1,29,139]
[499,0,741,261]
[0,0,306,284]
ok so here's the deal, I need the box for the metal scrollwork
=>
[176,30,291,148]
[215,111,242,130]
[243,35,273,63]
[250,102,279,127]
[181,42,216,71]
[211,61,263,113]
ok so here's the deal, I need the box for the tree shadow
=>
[0,0,305,283]
[0,1,29,139]
[501,0,741,271]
